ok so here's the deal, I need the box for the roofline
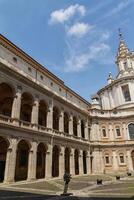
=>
[97,75,134,95]
[0,34,90,106]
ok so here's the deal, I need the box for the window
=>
[128,123,134,139]
[119,154,125,164]
[13,57,17,63]
[40,75,44,80]
[28,67,32,72]
[116,127,121,137]
[121,85,131,102]
[102,128,107,137]
[105,156,110,164]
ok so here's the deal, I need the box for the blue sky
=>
[0,0,134,101]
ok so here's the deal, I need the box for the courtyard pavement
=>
[0,174,134,199]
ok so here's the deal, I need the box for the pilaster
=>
[27,141,37,180]
[4,138,18,183]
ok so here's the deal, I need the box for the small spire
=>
[118,28,123,41]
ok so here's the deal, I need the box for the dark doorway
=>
[65,147,70,173]
[36,143,46,179]
[0,137,8,182]
[15,140,29,181]
[74,149,79,175]
[0,161,5,182]
[52,145,59,177]
[83,151,87,174]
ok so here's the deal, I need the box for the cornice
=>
[0,34,90,107]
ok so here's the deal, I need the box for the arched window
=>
[53,107,59,131]
[38,100,47,127]
[73,116,77,136]
[102,127,107,137]
[0,83,14,117]
[105,154,110,165]
[81,120,85,138]
[20,92,33,122]
[115,126,121,137]
[64,112,69,134]
[128,123,134,139]
[119,153,125,164]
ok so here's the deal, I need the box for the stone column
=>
[59,146,65,178]
[47,100,53,129]
[70,148,75,175]
[69,113,73,135]
[45,144,53,179]
[4,138,18,183]
[77,119,81,138]
[59,109,64,132]
[27,141,37,180]
[86,151,91,174]
[31,96,39,129]
[112,150,118,172]
[79,150,83,175]
[11,86,22,125]
[126,149,133,172]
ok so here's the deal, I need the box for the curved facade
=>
[0,33,134,183]
[90,35,134,174]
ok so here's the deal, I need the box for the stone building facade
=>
[0,33,134,183]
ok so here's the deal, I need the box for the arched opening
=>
[52,145,59,177]
[0,83,14,117]
[83,151,87,174]
[131,150,134,170]
[38,100,47,127]
[0,136,8,182]
[20,92,33,122]
[74,149,79,175]
[81,120,85,138]
[73,116,78,136]
[36,143,46,179]
[64,112,69,134]
[15,140,29,181]
[53,107,59,130]
[128,123,134,139]
[65,147,70,173]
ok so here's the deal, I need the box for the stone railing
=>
[0,114,12,124]
[0,114,88,142]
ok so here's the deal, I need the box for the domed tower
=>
[116,30,134,78]
[92,31,134,110]
[90,31,134,175]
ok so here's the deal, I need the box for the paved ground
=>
[0,174,134,199]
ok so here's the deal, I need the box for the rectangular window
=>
[121,85,131,102]
[119,155,124,163]
[105,156,110,164]
[116,128,121,137]
[102,129,107,137]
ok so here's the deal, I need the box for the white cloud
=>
[49,4,86,24]
[65,42,111,72]
[67,22,93,37]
